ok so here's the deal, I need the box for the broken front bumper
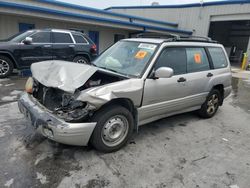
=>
[18,92,96,146]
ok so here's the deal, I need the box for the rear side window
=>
[208,47,228,69]
[53,32,73,43]
[186,48,210,73]
[30,32,51,43]
[155,48,186,75]
[72,34,88,44]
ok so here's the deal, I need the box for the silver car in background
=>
[18,37,232,152]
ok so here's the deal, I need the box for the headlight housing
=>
[25,77,34,94]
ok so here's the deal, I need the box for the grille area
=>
[32,82,65,111]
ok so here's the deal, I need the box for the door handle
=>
[207,73,213,77]
[177,77,186,82]
[43,44,51,48]
[69,44,75,48]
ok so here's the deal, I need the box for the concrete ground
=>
[0,72,250,188]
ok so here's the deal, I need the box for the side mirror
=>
[154,67,173,79]
[23,37,32,45]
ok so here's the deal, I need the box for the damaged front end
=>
[19,60,143,146]
[32,81,95,122]
[29,61,128,123]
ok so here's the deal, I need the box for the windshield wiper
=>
[95,65,137,78]
[98,66,119,73]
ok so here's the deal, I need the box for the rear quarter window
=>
[208,47,228,69]
[72,34,88,44]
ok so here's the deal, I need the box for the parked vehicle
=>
[0,29,97,78]
[18,36,232,152]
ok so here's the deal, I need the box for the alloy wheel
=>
[77,59,87,64]
[206,94,219,115]
[0,59,9,76]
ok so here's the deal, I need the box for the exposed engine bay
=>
[32,71,126,122]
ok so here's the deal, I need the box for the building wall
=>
[110,4,250,36]
[0,14,129,52]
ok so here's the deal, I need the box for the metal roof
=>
[105,0,250,10]
[37,0,178,27]
[0,1,193,35]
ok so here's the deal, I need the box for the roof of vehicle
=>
[123,38,221,46]
[27,28,86,35]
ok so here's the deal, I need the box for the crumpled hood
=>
[31,60,98,93]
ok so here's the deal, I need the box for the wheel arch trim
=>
[98,98,138,131]
[0,51,19,68]
[74,53,91,61]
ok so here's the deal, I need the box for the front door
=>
[88,31,99,53]
[140,47,189,123]
[17,31,52,67]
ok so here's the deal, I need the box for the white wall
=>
[110,4,250,36]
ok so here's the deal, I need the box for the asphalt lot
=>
[0,72,250,188]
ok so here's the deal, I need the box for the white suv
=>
[19,36,232,152]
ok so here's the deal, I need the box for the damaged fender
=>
[77,79,144,109]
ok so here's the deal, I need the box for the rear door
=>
[183,47,213,105]
[72,33,91,56]
[52,31,75,61]
[17,31,52,67]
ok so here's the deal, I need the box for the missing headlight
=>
[54,96,93,122]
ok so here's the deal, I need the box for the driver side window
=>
[155,47,187,75]
[30,32,51,43]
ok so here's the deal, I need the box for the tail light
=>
[90,44,97,54]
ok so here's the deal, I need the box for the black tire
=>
[73,56,89,64]
[90,105,134,153]
[198,89,222,118]
[0,55,14,78]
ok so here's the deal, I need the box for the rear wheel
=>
[73,56,89,64]
[198,89,222,118]
[0,55,14,78]
[90,105,134,152]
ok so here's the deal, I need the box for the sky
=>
[56,0,224,9]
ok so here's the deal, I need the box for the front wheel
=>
[198,89,222,118]
[90,105,134,152]
[0,55,14,78]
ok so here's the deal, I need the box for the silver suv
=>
[18,37,232,152]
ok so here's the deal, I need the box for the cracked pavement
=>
[0,74,250,188]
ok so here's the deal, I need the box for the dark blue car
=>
[0,29,97,78]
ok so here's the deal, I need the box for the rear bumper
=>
[18,92,96,146]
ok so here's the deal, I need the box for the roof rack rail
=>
[68,28,85,33]
[180,35,212,41]
[136,32,180,40]
[174,35,217,43]
[174,37,217,43]
[136,33,217,43]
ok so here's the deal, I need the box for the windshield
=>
[9,31,35,42]
[93,41,158,77]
